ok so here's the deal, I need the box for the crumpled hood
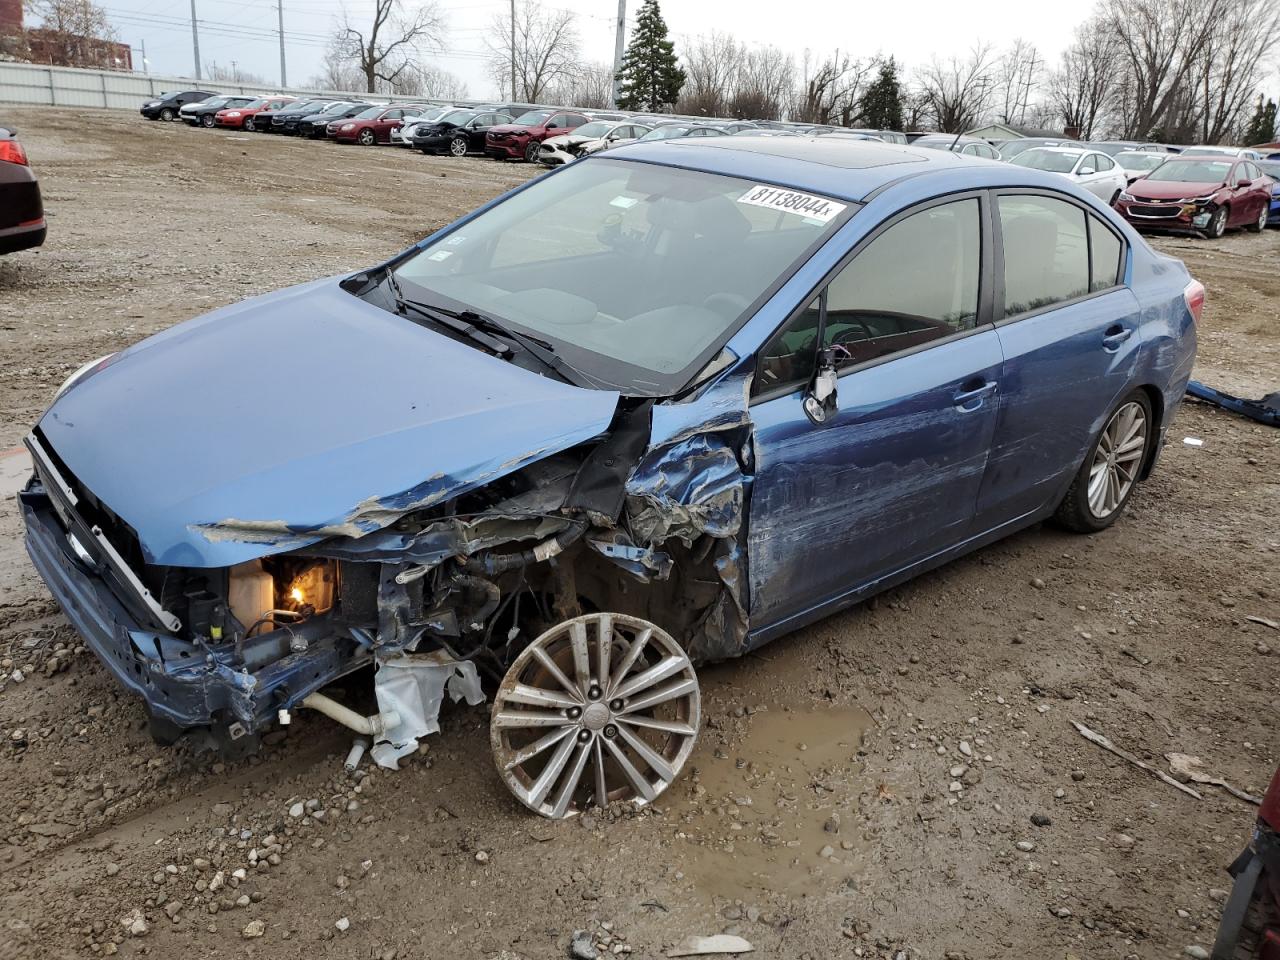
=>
[38,278,619,568]
[1130,179,1224,200]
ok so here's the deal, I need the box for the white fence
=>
[0,60,457,111]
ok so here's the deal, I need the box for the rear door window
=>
[1088,215,1123,291]
[998,195,1089,315]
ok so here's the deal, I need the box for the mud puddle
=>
[665,704,872,902]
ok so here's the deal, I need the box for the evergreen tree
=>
[616,0,685,112]
[857,57,904,130]
[1243,96,1277,146]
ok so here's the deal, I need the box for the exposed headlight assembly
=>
[55,353,117,400]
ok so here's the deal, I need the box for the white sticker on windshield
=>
[427,250,452,261]
[737,185,846,223]
[610,195,639,208]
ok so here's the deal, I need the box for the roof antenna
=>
[948,126,963,153]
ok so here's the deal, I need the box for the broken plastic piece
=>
[344,737,368,773]
[370,652,485,769]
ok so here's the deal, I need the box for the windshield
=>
[998,139,1038,159]
[1181,146,1234,157]
[1011,149,1080,173]
[352,106,382,120]
[639,125,692,141]
[1115,152,1164,172]
[514,110,552,126]
[200,97,229,108]
[390,158,852,394]
[238,99,267,110]
[320,101,351,114]
[570,122,614,139]
[439,109,475,124]
[1145,159,1231,183]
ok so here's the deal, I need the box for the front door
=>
[747,195,1002,632]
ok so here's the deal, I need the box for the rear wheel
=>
[201,114,215,128]
[244,116,256,132]
[159,107,175,122]
[358,128,376,146]
[1206,205,1228,238]
[491,612,700,819]
[450,135,468,157]
[1247,202,1267,233]
[524,140,540,163]
[1054,391,1153,533]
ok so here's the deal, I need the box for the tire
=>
[201,114,215,128]
[159,107,175,122]
[524,140,540,163]
[1247,202,1267,233]
[1206,205,1228,238]
[490,612,700,819]
[1109,189,1121,207]
[1054,390,1153,533]
[244,117,256,132]
[450,135,468,157]
[358,128,375,146]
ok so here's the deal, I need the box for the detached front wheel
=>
[491,612,700,819]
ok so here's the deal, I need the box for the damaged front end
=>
[20,373,754,805]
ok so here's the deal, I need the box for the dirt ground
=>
[0,107,1277,960]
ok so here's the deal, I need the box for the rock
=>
[163,901,182,920]
[1209,888,1230,903]
[475,850,490,863]
[127,915,149,937]
[1031,577,1046,589]
[335,917,351,933]
[1115,833,1136,850]
[211,802,233,818]
[105,862,120,876]
[1184,947,1209,959]
[288,802,305,819]
[722,906,742,921]
[1051,906,1071,919]
[242,919,266,939]
[949,765,968,778]
[958,741,972,757]
[823,814,840,834]
[570,929,600,959]
[666,934,754,957]
[1070,770,1085,782]
[948,780,963,793]
[1031,813,1052,827]
[819,845,835,858]
[1016,841,1036,852]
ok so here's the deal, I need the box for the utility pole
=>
[140,38,148,75]
[610,0,625,109]
[189,0,201,81]
[509,0,516,101]
[277,0,287,88]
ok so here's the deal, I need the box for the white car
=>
[537,120,654,165]
[392,106,456,146]
[1009,147,1129,203]
[1181,145,1263,161]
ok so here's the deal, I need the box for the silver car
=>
[538,120,654,165]
[1009,147,1129,203]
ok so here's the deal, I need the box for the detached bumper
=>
[19,482,369,733]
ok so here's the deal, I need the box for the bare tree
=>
[793,50,870,125]
[204,62,269,86]
[546,62,615,109]
[677,32,745,116]
[334,0,445,94]
[995,38,1042,126]
[395,63,468,99]
[486,0,580,103]
[22,0,120,68]
[1047,18,1121,139]
[730,46,795,120]
[313,40,367,92]
[1192,0,1280,142]
[916,45,997,132]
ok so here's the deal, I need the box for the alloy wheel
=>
[359,129,375,145]
[1087,401,1148,520]
[1258,205,1268,231]
[524,141,539,163]
[160,108,175,121]
[491,612,700,819]
[1208,206,1227,238]
[450,136,468,157]
[244,117,255,131]
[201,114,215,127]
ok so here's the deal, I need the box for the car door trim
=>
[750,188,996,405]
[989,187,1130,328]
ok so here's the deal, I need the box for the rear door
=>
[974,191,1141,528]
[748,193,1004,631]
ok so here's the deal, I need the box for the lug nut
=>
[609,699,623,712]
[567,706,582,720]
[577,729,592,743]
[588,684,602,701]
[603,724,617,739]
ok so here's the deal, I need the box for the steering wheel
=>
[830,320,876,345]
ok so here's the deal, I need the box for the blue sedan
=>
[20,136,1199,817]
[1260,159,1280,225]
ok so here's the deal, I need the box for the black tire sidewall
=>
[1055,390,1154,533]
[160,108,175,121]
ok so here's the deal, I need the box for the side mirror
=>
[1079,166,1095,176]
[1237,178,1253,188]
[802,347,838,425]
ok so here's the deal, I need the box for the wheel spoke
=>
[502,725,574,771]
[617,715,696,736]
[612,722,675,782]
[608,628,652,694]
[1088,465,1108,512]
[592,738,608,807]
[595,613,613,689]
[549,739,594,819]
[612,655,688,702]
[621,676,698,715]
[1115,435,1146,459]
[493,709,574,730]
[530,645,583,702]
[602,735,656,802]
[503,683,579,710]
[569,620,591,694]
[526,731,580,809]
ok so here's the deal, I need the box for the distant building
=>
[966,122,1072,143]
[0,1,133,70]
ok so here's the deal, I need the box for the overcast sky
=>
[98,0,1088,97]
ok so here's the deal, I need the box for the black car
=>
[299,102,372,139]
[252,98,317,133]
[140,90,218,121]
[182,95,255,128]
[274,99,344,135]
[411,108,514,156]
[0,125,45,255]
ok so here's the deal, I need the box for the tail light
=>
[1184,279,1205,323]
[0,139,29,166]
[1260,766,1280,832]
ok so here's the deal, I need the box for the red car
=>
[214,96,296,131]
[1114,155,1273,238]
[485,109,592,162]
[1210,765,1280,958]
[329,105,426,145]
[0,124,45,255]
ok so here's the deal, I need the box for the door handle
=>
[953,380,998,411]
[1102,326,1133,350]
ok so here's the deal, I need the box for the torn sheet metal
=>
[370,651,485,768]
[307,513,572,565]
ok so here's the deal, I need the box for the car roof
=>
[607,135,1016,202]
